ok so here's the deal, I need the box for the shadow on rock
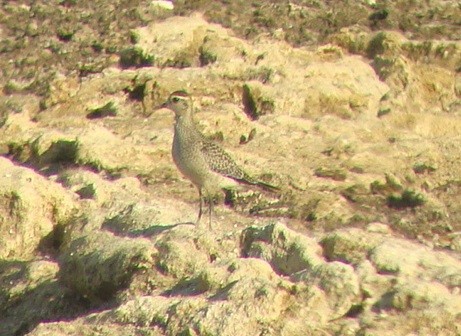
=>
[0,260,87,336]
[102,220,196,238]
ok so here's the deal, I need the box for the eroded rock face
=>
[0,158,78,259]
[16,222,461,336]
[0,1,460,336]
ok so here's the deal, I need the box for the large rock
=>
[241,222,323,275]
[59,230,156,302]
[0,259,82,336]
[0,158,78,259]
[294,261,361,319]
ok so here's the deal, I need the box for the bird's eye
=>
[172,97,180,103]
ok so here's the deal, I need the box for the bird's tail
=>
[255,180,280,191]
[234,172,280,191]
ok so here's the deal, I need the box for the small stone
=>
[366,222,391,234]
[150,0,174,10]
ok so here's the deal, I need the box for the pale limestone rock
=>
[150,1,174,11]
[241,222,323,275]
[75,125,139,172]
[153,226,210,279]
[369,239,461,288]
[60,230,156,301]
[27,321,161,336]
[133,14,225,68]
[0,157,78,259]
[322,227,387,264]
[294,261,361,318]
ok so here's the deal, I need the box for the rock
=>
[103,201,184,233]
[57,169,197,233]
[104,295,177,327]
[133,14,215,68]
[58,170,145,207]
[4,122,156,174]
[151,1,174,11]
[0,259,81,336]
[369,239,461,288]
[294,261,361,319]
[86,101,118,119]
[314,166,348,181]
[85,257,324,336]
[75,125,139,172]
[29,130,78,167]
[0,157,78,259]
[241,222,323,275]
[330,26,372,54]
[198,28,250,66]
[388,281,461,312]
[119,47,155,69]
[26,321,159,336]
[59,231,156,302]
[242,81,275,120]
[366,222,392,234]
[153,226,211,279]
[321,227,386,265]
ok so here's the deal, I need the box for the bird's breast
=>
[172,128,209,187]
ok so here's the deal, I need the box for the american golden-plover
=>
[160,90,278,226]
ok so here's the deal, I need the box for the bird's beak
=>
[155,101,168,110]
[146,101,168,117]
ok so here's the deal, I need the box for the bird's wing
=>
[200,140,252,182]
[200,139,280,191]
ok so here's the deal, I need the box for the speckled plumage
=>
[161,90,278,225]
[201,140,250,182]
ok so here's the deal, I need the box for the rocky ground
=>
[0,1,460,335]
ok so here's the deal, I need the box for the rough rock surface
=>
[0,1,460,335]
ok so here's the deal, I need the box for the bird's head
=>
[160,90,191,117]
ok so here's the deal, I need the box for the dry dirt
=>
[0,1,460,335]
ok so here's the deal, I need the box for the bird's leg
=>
[207,191,213,229]
[196,188,203,225]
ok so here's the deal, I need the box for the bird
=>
[159,90,279,226]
